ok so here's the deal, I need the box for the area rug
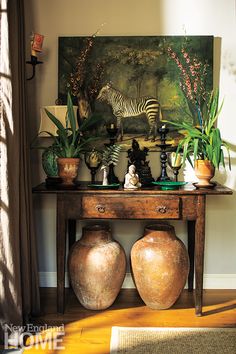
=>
[110,327,236,354]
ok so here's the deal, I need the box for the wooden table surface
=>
[33,181,232,195]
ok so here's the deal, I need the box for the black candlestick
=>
[105,125,119,184]
[85,163,101,184]
[156,126,172,181]
[85,150,102,184]
[106,125,118,146]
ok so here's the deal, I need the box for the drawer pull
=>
[157,206,167,214]
[95,205,106,213]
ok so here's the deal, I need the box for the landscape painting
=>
[58,36,213,150]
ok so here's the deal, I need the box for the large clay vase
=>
[194,159,215,187]
[57,157,80,185]
[131,223,189,309]
[68,224,126,310]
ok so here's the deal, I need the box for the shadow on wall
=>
[217,141,236,190]
[223,49,236,82]
[214,159,234,189]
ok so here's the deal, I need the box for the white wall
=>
[26,0,236,287]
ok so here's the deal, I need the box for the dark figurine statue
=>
[127,139,154,186]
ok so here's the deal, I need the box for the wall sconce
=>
[27,32,44,80]
[26,55,43,80]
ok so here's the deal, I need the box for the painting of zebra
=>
[58,35,213,149]
[97,83,162,141]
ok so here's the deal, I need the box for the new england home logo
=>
[2,323,65,350]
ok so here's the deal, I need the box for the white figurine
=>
[101,165,109,185]
[124,164,141,190]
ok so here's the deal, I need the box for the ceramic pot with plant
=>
[57,157,80,185]
[164,89,231,187]
[194,159,215,186]
[44,92,100,185]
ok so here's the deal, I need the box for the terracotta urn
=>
[68,224,126,310]
[194,159,215,187]
[57,157,80,185]
[131,223,189,309]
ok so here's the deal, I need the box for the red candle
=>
[31,32,44,57]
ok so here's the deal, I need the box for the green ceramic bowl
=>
[152,181,187,190]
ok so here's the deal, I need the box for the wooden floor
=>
[26,288,236,353]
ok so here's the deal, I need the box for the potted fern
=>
[165,89,231,186]
[101,144,121,185]
[44,92,100,185]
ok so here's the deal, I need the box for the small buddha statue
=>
[124,164,141,190]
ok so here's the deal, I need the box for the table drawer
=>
[81,196,180,219]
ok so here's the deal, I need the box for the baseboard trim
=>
[203,274,236,289]
[39,272,236,289]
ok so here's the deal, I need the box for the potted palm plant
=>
[165,46,231,187]
[44,92,100,185]
[165,89,231,186]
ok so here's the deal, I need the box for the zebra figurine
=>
[97,83,162,141]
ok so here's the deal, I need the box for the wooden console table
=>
[33,182,232,316]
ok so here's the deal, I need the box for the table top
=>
[32,181,233,196]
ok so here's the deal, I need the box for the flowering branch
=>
[167,46,209,129]
[67,25,106,102]
[68,36,94,96]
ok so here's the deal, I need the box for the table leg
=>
[56,195,67,314]
[68,219,76,288]
[194,195,206,316]
[68,219,76,250]
[187,220,195,292]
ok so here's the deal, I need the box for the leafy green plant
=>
[164,89,231,169]
[44,92,101,158]
[101,144,121,169]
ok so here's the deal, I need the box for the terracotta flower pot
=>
[194,159,215,187]
[57,157,80,185]
[68,224,126,310]
[131,223,189,309]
